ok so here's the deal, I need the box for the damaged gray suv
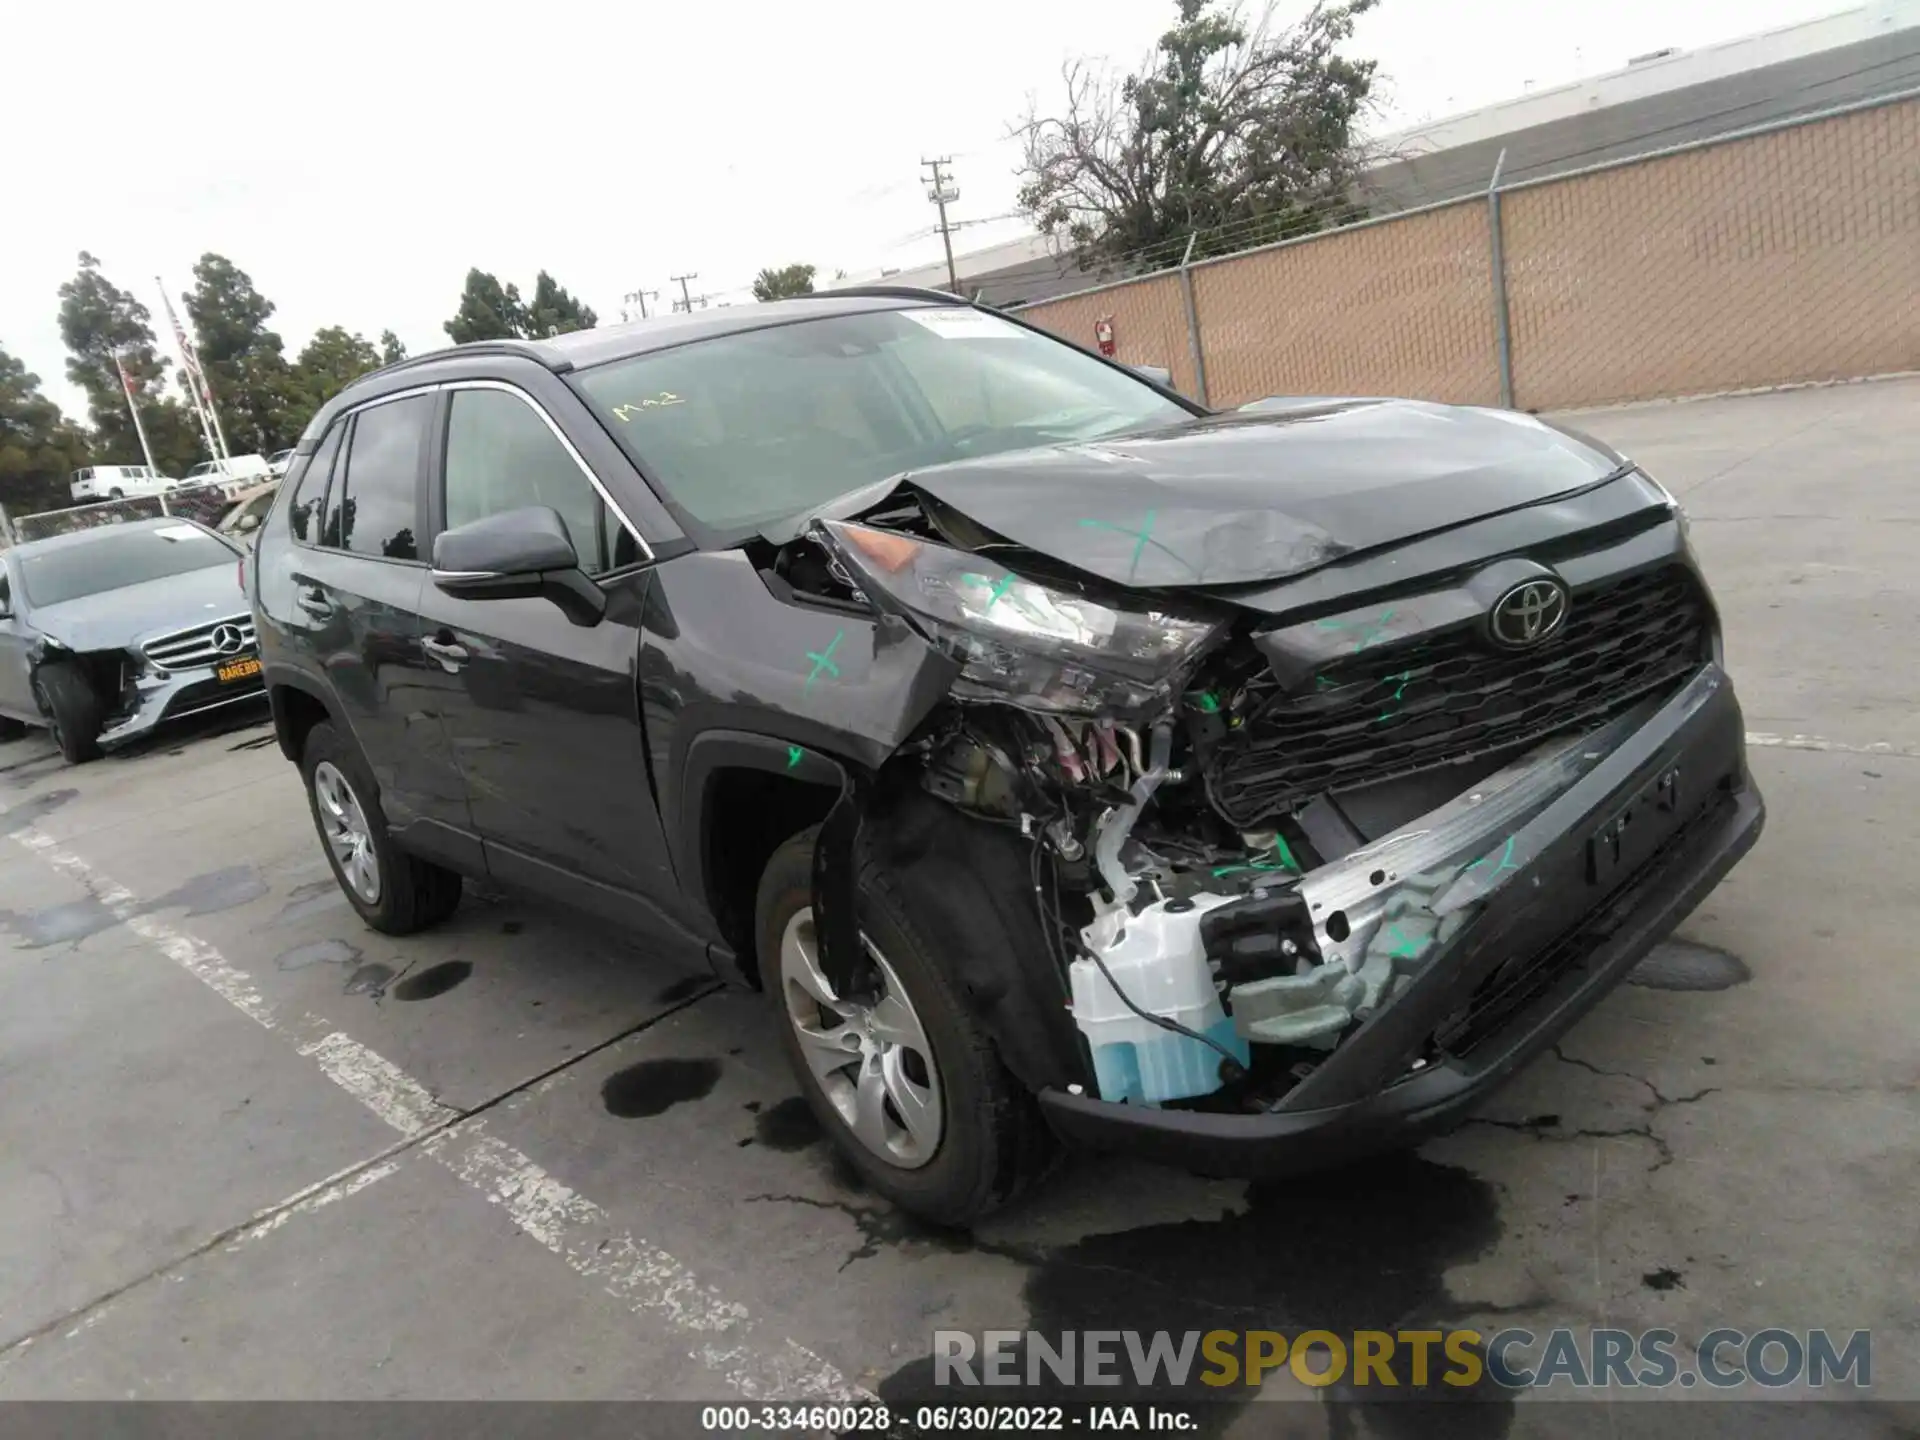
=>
[250,288,1763,1223]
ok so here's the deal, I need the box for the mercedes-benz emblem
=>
[209,623,247,656]
[1489,579,1569,649]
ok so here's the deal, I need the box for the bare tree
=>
[1015,0,1380,271]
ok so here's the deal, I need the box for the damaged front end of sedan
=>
[773,453,1763,1175]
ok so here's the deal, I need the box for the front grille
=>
[144,614,256,671]
[1206,565,1710,827]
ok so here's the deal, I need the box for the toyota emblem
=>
[209,623,247,655]
[1488,579,1569,649]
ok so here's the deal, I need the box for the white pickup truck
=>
[179,454,275,487]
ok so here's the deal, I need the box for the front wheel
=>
[33,665,103,763]
[300,720,461,934]
[755,828,1053,1225]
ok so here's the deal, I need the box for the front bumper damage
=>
[1037,662,1763,1175]
[98,660,267,748]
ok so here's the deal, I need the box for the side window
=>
[443,388,619,573]
[333,395,431,560]
[286,423,343,543]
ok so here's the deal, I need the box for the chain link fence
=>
[1017,88,1920,413]
[0,483,241,548]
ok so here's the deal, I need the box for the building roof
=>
[1363,0,1920,206]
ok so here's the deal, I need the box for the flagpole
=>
[159,276,219,464]
[113,353,159,473]
[158,279,231,464]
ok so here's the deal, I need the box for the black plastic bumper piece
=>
[1037,670,1765,1179]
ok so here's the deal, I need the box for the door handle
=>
[294,586,333,618]
[422,634,469,672]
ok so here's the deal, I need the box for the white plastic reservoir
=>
[1070,895,1251,1105]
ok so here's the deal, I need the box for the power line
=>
[670,273,701,314]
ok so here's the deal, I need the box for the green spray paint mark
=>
[1077,511,1196,581]
[1385,924,1423,959]
[1212,837,1301,878]
[1464,835,1520,876]
[962,572,1020,608]
[1191,690,1222,714]
[803,629,845,692]
[1375,669,1414,723]
[786,745,804,770]
[1315,609,1398,653]
[1315,674,1340,692]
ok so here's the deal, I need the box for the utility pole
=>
[922,157,960,294]
[621,287,658,323]
[671,273,700,314]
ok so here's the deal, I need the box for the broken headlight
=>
[817,520,1219,716]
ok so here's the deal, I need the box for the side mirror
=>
[431,505,606,626]
[1128,363,1173,388]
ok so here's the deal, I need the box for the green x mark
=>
[1385,923,1424,960]
[1077,510,1196,582]
[786,745,804,770]
[804,629,845,692]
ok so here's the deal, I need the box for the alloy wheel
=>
[313,760,381,904]
[778,908,944,1169]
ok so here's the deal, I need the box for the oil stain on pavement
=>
[1630,939,1750,991]
[875,1154,1517,1439]
[0,861,266,949]
[275,937,362,972]
[273,878,349,926]
[393,960,472,1001]
[752,1096,824,1151]
[0,787,76,831]
[145,866,270,917]
[602,1058,722,1118]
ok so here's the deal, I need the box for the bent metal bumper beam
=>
[1037,662,1763,1175]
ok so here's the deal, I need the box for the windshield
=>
[572,307,1190,537]
[19,525,234,606]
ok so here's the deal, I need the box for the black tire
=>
[756,826,1054,1225]
[108,487,123,499]
[300,720,461,935]
[33,665,104,763]
[0,716,28,741]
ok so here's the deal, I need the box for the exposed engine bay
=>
[761,469,1713,1115]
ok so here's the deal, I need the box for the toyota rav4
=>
[250,289,1763,1223]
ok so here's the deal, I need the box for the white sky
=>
[0,0,1863,420]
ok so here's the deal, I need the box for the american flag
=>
[159,284,217,413]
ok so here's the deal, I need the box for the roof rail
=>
[372,336,574,377]
[805,284,964,306]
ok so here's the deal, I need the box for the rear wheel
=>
[756,827,1053,1224]
[300,721,461,934]
[33,665,103,763]
[107,487,123,499]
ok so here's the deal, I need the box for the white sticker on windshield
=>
[901,307,1022,340]
[154,524,203,541]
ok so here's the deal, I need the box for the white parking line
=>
[1744,731,1915,758]
[4,820,868,1402]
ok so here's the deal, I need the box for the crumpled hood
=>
[888,399,1626,588]
[33,564,248,652]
